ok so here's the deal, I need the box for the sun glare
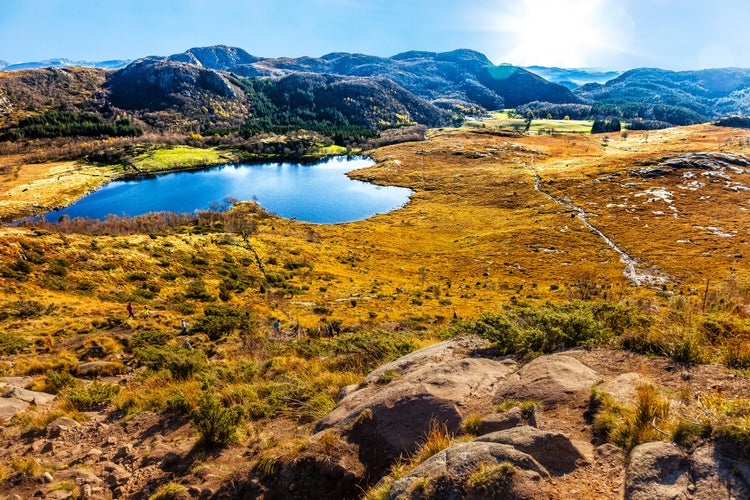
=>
[489,0,630,67]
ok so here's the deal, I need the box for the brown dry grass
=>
[1,124,749,335]
[2,123,750,499]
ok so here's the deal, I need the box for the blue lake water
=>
[40,156,412,224]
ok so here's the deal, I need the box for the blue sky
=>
[1,0,749,70]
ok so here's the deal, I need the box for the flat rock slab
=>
[2,386,56,406]
[0,382,56,423]
[597,372,644,406]
[0,397,29,423]
[363,334,498,385]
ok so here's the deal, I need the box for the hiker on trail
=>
[273,320,280,333]
[126,302,135,319]
[142,306,149,319]
[181,319,188,334]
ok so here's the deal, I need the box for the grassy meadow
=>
[1,123,750,482]
[465,110,595,134]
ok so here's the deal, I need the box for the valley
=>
[1,118,750,497]
[1,43,750,499]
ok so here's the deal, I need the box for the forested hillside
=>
[5,46,750,141]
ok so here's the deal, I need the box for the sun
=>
[489,0,630,67]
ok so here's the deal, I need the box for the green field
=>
[131,146,234,172]
[464,111,595,134]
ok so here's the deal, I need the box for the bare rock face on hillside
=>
[105,57,239,112]
[315,335,517,467]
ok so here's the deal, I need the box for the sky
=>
[1,0,750,70]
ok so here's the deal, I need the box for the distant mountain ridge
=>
[524,66,622,89]
[5,45,750,136]
[96,45,580,133]
[575,67,750,124]
[165,45,579,110]
[0,58,131,71]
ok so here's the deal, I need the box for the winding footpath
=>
[525,158,667,287]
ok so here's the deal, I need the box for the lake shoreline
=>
[16,156,412,225]
[0,150,376,224]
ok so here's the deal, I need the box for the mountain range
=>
[0,58,131,71]
[2,45,750,137]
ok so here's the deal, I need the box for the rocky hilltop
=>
[8,45,750,137]
[2,336,748,499]
[167,45,578,110]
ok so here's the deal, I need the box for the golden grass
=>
[1,125,750,488]
[0,124,748,360]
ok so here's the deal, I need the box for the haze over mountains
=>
[3,45,750,137]
[0,58,131,71]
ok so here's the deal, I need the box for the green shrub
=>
[0,332,29,355]
[47,258,69,277]
[192,305,254,341]
[129,330,174,350]
[326,330,417,374]
[135,346,207,379]
[125,271,148,282]
[190,392,244,447]
[64,381,121,411]
[4,300,56,319]
[161,271,178,281]
[284,258,310,271]
[183,268,199,278]
[44,370,77,393]
[184,280,214,301]
[448,301,649,359]
[1,259,33,279]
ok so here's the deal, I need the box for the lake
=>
[39,156,412,224]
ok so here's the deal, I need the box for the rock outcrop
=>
[315,335,517,465]
[493,353,600,406]
[625,441,750,499]
[0,379,56,422]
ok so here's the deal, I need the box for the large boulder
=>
[493,354,599,406]
[313,335,517,474]
[387,441,547,500]
[625,441,692,499]
[477,426,591,473]
[0,383,56,423]
[691,442,750,498]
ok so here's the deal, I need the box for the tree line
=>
[515,101,708,128]
[1,110,142,141]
